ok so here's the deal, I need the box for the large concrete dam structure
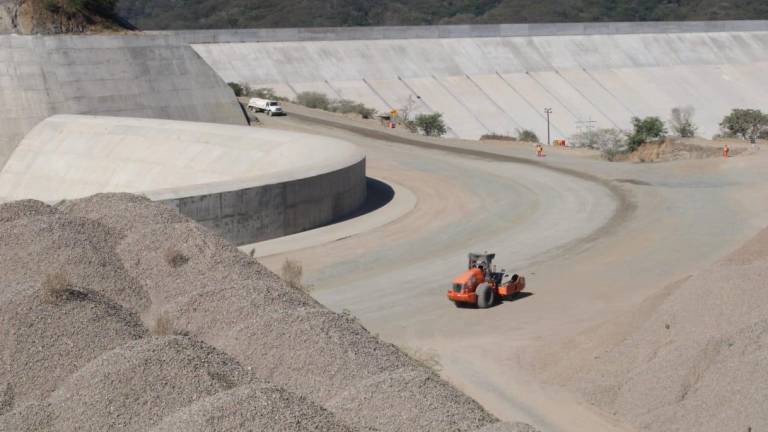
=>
[0,34,246,168]
[187,21,768,141]
[0,115,367,245]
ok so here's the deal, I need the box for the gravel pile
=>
[0,203,150,311]
[46,337,252,431]
[63,193,499,431]
[576,227,768,431]
[151,383,352,432]
[0,194,522,431]
[0,288,147,408]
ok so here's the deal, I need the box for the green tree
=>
[68,0,117,13]
[720,109,768,143]
[669,106,697,138]
[627,116,666,151]
[515,128,539,143]
[227,82,245,97]
[414,113,447,137]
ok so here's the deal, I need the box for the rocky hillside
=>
[116,0,768,30]
[0,0,133,34]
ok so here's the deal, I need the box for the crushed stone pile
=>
[0,288,147,407]
[0,203,150,311]
[151,382,353,432]
[61,193,500,431]
[575,227,768,431]
[0,194,526,431]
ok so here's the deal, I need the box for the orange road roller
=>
[447,253,526,308]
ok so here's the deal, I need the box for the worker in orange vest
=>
[723,144,730,158]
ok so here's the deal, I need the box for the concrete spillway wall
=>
[188,21,768,141]
[0,35,246,168]
[0,115,367,245]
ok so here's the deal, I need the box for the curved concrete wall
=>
[188,22,768,141]
[0,115,367,245]
[0,34,246,168]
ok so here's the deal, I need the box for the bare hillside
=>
[0,0,132,34]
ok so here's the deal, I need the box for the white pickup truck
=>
[247,98,286,116]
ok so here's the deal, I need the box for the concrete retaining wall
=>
[162,159,366,245]
[0,35,246,168]
[186,21,768,141]
[0,115,367,245]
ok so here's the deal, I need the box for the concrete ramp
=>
[0,115,366,245]
[0,35,246,168]
[189,22,768,141]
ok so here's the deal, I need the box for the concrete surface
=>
[251,106,768,432]
[239,179,416,257]
[0,115,367,244]
[190,24,768,141]
[146,21,768,44]
[0,34,245,169]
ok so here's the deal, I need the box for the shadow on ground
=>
[333,177,395,223]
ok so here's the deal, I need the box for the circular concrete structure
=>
[0,115,367,245]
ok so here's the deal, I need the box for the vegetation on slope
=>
[116,0,768,30]
[1,0,133,34]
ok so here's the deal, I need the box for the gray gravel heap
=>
[0,194,526,432]
[62,193,500,431]
[577,227,768,432]
[151,382,353,432]
[0,288,147,408]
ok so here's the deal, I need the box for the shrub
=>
[45,0,62,12]
[152,312,175,336]
[414,113,448,137]
[164,247,189,268]
[720,108,768,143]
[480,133,517,141]
[627,116,667,151]
[41,272,79,304]
[281,259,311,293]
[515,128,539,143]
[669,106,697,138]
[250,87,288,101]
[570,128,628,160]
[41,272,70,304]
[295,91,331,110]
[329,99,377,119]
[67,0,117,13]
[228,82,245,97]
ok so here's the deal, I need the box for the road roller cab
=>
[447,253,526,308]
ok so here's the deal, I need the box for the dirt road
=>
[255,109,768,431]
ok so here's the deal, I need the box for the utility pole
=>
[576,117,597,146]
[544,108,552,146]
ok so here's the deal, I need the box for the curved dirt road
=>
[256,109,768,432]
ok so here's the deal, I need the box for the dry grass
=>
[281,259,312,293]
[41,272,74,304]
[164,247,189,268]
[152,312,175,336]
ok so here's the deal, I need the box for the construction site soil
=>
[0,194,533,431]
[565,227,768,432]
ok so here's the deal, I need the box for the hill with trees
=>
[116,0,768,30]
[1,0,134,34]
